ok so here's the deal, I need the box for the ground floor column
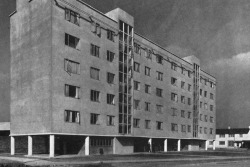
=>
[164,139,168,152]
[10,136,15,155]
[148,138,152,152]
[85,136,90,155]
[213,140,216,150]
[177,139,181,151]
[113,137,117,154]
[49,135,55,157]
[28,136,33,156]
[205,140,208,151]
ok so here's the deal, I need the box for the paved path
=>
[0,154,250,166]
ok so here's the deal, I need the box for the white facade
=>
[208,127,250,149]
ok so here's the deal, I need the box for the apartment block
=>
[209,127,250,149]
[10,0,216,157]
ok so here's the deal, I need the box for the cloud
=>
[207,52,250,75]
[205,52,250,128]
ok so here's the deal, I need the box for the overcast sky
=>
[1,0,250,128]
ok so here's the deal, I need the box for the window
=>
[200,127,202,134]
[181,125,186,132]
[145,120,151,129]
[134,99,140,110]
[204,91,207,97]
[181,81,185,89]
[181,110,185,118]
[188,125,191,132]
[204,115,208,122]
[204,103,208,110]
[145,102,150,112]
[219,141,225,145]
[219,134,225,138]
[156,55,163,64]
[90,44,100,57]
[65,8,80,26]
[145,66,151,76]
[210,93,214,100]
[156,105,163,113]
[156,88,163,97]
[200,101,203,108]
[134,81,140,91]
[147,50,152,59]
[134,43,141,54]
[65,33,80,49]
[211,82,215,89]
[90,90,100,102]
[171,93,178,102]
[65,110,80,123]
[64,59,80,75]
[188,84,191,92]
[90,113,99,124]
[181,96,185,104]
[156,121,163,130]
[210,117,214,123]
[171,62,177,71]
[134,62,140,72]
[181,67,185,75]
[240,134,243,137]
[200,89,202,96]
[210,105,214,111]
[133,118,140,128]
[107,94,115,105]
[204,127,207,134]
[171,77,177,86]
[209,141,213,145]
[188,112,191,119]
[200,114,203,121]
[90,138,112,147]
[229,134,235,137]
[210,128,213,134]
[107,29,114,41]
[172,108,177,116]
[90,67,100,80]
[156,71,163,81]
[228,141,234,147]
[107,50,115,62]
[145,84,151,94]
[107,72,115,84]
[171,123,178,132]
[91,22,101,37]
[65,84,80,99]
[107,115,114,126]
[188,98,191,105]
[188,71,192,78]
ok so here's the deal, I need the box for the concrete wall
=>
[199,70,216,140]
[133,34,194,139]
[114,137,134,154]
[10,0,53,135]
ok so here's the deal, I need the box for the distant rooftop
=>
[216,128,249,135]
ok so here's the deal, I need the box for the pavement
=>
[0,150,250,166]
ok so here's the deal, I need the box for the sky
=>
[1,0,250,128]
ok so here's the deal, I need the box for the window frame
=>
[65,84,80,99]
[90,90,100,102]
[90,113,100,125]
[90,67,100,80]
[107,94,115,105]
[65,110,80,124]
